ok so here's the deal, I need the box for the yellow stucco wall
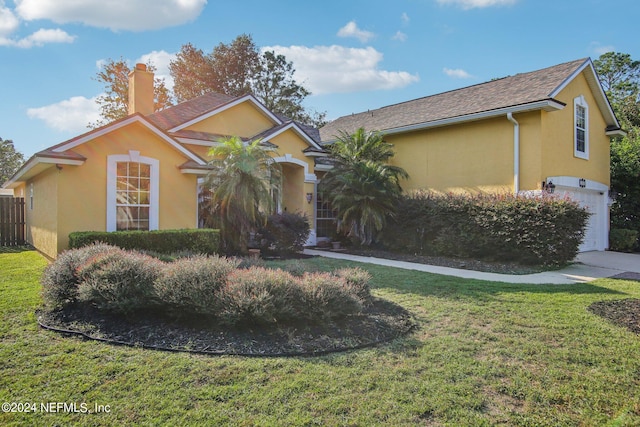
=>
[51,121,198,254]
[389,116,515,194]
[185,102,275,138]
[541,72,610,186]
[384,70,610,194]
[26,168,59,259]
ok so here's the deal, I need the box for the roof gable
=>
[156,94,283,133]
[320,58,621,142]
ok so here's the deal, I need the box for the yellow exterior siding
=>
[541,73,610,186]
[389,117,515,194]
[52,122,198,253]
[186,102,275,138]
[26,168,59,259]
[270,129,317,221]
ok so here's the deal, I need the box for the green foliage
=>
[90,58,173,128]
[320,128,409,245]
[609,229,639,252]
[204,137,281,254]
[76,249,162,314]
[68,229,220,255]
[594,52,640,249]
[383,192,589,266]
[169,35,326,127]
[610,136,640,249]
[298,272,364,320]
[41,243,121,309]
[42,246,371,326]
[222,267,303,325]
[154,255,239,316]
[0,137,24,184]
[260,211,310,254]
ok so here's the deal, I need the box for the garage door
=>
[556,187,606,252]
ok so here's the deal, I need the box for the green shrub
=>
[68,229,220,255]
[76,249,163,314]
[41,243,121,309]
[609,228,639,252]
[259,212,310,254]
[222,268,303,325]
[382,192,589,266]
[334,267,372,305]
[42,245,373,326]
[154,255,239,316]
[299,272,363,320]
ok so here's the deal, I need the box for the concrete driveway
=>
[575,251,640,274]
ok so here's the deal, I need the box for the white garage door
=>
[556,187,607,252]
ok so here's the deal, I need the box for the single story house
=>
[320,58,624,252]
[2,57,622,256]
[3,64,326,258]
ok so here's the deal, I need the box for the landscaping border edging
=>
[37,310,417,358]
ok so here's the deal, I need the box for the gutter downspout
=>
[507,112,519,195]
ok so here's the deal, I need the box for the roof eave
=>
[323,100,565,143]
[2,155,85,189]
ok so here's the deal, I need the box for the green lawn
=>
[1,250,640,426]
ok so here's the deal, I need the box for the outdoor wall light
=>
[579,178,587,188]
[543,180,556,194]
[306,193,313,204]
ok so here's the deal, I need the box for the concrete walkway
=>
[303,249,640,285]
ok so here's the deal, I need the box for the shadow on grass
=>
[0,245,35,254]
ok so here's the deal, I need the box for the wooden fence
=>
[0,197,26,246]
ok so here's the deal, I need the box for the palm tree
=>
[204,136,282,253]
[319,128,408,245]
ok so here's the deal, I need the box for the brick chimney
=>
[128,63,154,116]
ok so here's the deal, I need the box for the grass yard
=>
[1,249,640,426]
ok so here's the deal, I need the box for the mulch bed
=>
[333,247,546,275]
[589,299,640,335]
[37,298,416,357]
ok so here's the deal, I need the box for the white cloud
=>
[0,27,75,48]
[436,0,517,9]
[443,67,473,79]
[0,3,19,37]
[401,12,410,24]
[590,42,615,56]
[337,21,375,43]
[27,96,100,133]
[264,45,419,95]
[392,31,407,42]
[14,0,207,31]
[135,50,176,88]
[16,28,75,47]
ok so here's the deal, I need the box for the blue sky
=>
[1,0,639,158]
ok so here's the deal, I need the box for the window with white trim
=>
[107,152,159,232]
[574,95,589,159]
[115,162,151,230]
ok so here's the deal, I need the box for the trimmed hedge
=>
[609,228,639,253]
[68,229,220,255]
[382,192,589,266]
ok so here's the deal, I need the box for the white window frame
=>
[574,95,589,160]
[106,151,159,232]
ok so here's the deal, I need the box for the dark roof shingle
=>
[320,58,589,142]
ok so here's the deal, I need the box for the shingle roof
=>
[320,58,590,142]
[148,92,236,130]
